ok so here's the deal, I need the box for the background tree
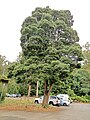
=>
[0,55,9,76]
[71,69,90,96]
[82,42,90,73]
[7,79,20,94]
[83,42,90,52]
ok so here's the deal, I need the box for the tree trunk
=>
[36,81,39,97]
[28,84,31,97]
[42,80,53,107]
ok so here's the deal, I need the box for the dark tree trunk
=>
[42,80,53,107]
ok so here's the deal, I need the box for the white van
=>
[57,94,70,106]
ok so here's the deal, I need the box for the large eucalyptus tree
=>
[19,6,83,106]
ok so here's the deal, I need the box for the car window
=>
[50,96,56,99]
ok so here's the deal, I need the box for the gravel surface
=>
[0,103,90,120]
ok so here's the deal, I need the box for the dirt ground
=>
[0,103,90,120]
[0,104,61,112]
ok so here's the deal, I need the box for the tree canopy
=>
[8,7,83,106]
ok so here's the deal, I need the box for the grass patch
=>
[0,97,61,112]
[1,97,34,106]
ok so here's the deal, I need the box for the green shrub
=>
[72,96,89,103]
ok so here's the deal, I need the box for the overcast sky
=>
[0,0,90,62]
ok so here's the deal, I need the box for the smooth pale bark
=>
[36,81,39,97]
[28,84,31,97]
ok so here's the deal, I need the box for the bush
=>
[85,95,90,101]
[72,96,89,103]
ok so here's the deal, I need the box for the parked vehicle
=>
[16,94,21,97]
[57,94,70,106]
[34,95,60,106]
[6,93,16,97]
[6,93,21,97]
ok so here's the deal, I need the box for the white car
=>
[6,93,17,97]
[34,96,60,106]
[57,94,70,106]
[60,97,70,106]
[6,93,21,97]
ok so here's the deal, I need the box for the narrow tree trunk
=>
[28,84,31,97]
[36,81,39,97]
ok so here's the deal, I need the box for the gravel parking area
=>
[0,103,90,120]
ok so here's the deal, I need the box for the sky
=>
[0,0,90,62]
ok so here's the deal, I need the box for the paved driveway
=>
[0,103,90,120]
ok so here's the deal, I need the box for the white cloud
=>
[0,0,90,61]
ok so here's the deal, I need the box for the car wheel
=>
[49,101,54,105]
[63,103,67,106]
[34,100,39,104]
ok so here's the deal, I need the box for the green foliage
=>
[19,83,28,95]
[0,55,9,76]
[69,69,90,97]
[85,95,90,101]
[72,96,90,103]
[83,42,90,52]
[7,80,20,94]
[82,42,90,72]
